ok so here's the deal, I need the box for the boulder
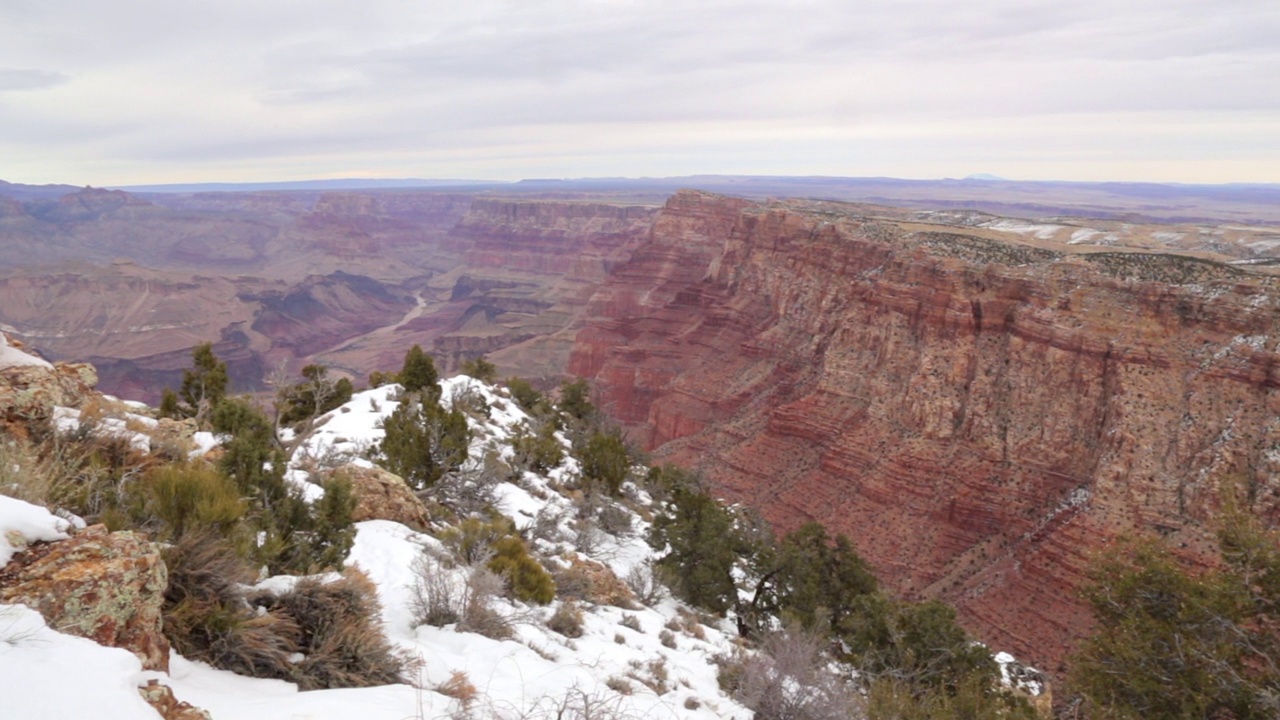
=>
[339,463,430,530]
[0,524,170,671]
[561,555,636,608]
[0,349,98,434]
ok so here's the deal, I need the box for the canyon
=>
[4,177,1280,680]
[569,190,1280,674]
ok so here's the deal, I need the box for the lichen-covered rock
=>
[0,346,98,434]
[152,416,199,455]
[339,463,430,530]
[138,681,212,720]
[0,524,169,671]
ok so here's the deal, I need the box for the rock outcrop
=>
[340,463,431,530]
[0,332,98,435]
[569,191,1280,675]
[0,524,170,672]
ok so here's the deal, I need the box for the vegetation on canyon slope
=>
[13,339,1278,718]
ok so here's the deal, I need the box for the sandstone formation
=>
[0,524,170,672]
[340,463,431,530]
[569,190,1280,675]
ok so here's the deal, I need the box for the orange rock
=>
[0,524,170,672]
[338,463,431,530]
[138,681,212,720]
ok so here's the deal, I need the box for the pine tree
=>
[398,344,439,398]
[278,364,352,425]
[558,377,594,424]
[647,467,740,614]
[377,396,469,490]
[1071,528,1280,719]
[577,430,631,495]
[460,355,497,383]
[178,342,228,423]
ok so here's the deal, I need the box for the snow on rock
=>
[0,333,53,371]
[0,495,73,567]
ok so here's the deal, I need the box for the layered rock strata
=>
[569,190,1280,674]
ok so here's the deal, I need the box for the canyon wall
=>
[569,190,1280,675]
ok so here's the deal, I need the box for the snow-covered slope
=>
[2,375,1042,719]
[3,377,758,719]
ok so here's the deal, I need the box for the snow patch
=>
[0,495,73,567]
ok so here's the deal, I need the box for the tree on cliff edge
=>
[1071,511,1280,719]
[161,342,228,425]
[398,344,439,399]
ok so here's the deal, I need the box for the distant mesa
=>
[963,173,1008,181]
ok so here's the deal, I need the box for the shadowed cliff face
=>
[570,190,1280,675]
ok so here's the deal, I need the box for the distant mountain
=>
[111,178,506,193]
[0,179,82,200]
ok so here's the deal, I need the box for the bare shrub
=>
[597,501,633,537]
[529,504,570,545]
[605,676,633,695]
[436,670,479,711]
[658,629,677,649]
[447,381,490,421]
[626,657,669,695]
[623,562,665,607]
[676,608,707,640]
[551,562,592,602]
[457,566,512,640]
[619,614,642,633]
[547,601,585,638]
[430,454,502,517]
[290,441,356,480]
[411,549,512,640]
[572,518,606,556]
[524,683,640,720]
[731,627,864,720]
[410,552,465,627]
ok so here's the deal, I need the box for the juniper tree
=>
[398,344,439,399]
[179,342,228,424]
[647,466,740,614]
[460,355,497,383]
[377,395,468,490]
[277,364,352,426]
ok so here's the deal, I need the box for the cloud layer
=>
[2,0,1277,184]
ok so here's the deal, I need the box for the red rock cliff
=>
[569,190,1280,675]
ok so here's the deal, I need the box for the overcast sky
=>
[2,0,1277,185]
